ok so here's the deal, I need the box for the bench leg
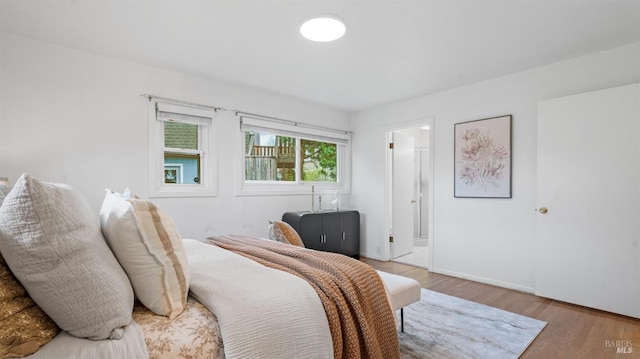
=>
[400,308,404,333]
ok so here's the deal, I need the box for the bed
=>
[0,174,399,359]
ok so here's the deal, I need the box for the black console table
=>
[282,210,360,259]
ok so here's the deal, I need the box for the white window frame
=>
[237,115,352,196]
[148,100,218,197]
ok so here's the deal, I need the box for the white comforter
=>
[183,238,334,359]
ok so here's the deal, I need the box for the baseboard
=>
[430,267,535,294]
[360,256,535,294]
[360,251,384,261]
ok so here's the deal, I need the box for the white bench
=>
[376,270,422,332]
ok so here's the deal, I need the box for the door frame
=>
[384,117,435,267]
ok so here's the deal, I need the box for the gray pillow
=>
[0,174,134,340]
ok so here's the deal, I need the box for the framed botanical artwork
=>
[454,115,512,198]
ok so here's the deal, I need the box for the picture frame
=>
[454,115,512,198]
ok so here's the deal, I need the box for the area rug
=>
[399,288,547,359]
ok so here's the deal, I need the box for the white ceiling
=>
[1,0,639,113]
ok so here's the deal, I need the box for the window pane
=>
[300,139,337,182]
[245,131,296,181]
[164,122,201,184]
[164,152,201,184]
[164,121,198,150]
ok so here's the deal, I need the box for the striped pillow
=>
[100,190,189,319]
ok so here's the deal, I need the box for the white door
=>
[391,131,415,259]
[535,84,640,318]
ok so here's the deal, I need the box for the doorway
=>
[386,119,434,269]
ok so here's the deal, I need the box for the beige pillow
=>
[269,220,305,247]
[0,254,59,358]
[100,190,189,319]
[0,174,134,340]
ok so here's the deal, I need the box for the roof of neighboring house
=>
[164,122,197,150]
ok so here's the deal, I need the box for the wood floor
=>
[361,257,640,359]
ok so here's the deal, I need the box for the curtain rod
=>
[141,94,352,135]
[141,94,224,112]
[237,111,352,135]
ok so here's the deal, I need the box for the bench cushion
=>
[376,270,421,310]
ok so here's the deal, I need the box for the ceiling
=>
[1,0,639,113]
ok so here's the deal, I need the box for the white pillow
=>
[0,174,134,340]
[100,190,189,319]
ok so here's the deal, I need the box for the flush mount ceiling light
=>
[300,15,346,42]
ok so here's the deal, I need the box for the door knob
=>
[538,207,548,214]
[411,200,417,204]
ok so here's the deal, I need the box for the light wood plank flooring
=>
[362,257,640,359]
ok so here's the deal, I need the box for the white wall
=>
[350,42,640,292]
[0,33,350,240]
[3,32,639,293]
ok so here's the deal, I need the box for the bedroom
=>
[1,1,639,358]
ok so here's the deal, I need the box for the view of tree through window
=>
[300,139,337,181]
[244,131,337,182]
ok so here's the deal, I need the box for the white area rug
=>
[399,288,547,359]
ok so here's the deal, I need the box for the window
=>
[239,115,351,194]
[148,101,217,197]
